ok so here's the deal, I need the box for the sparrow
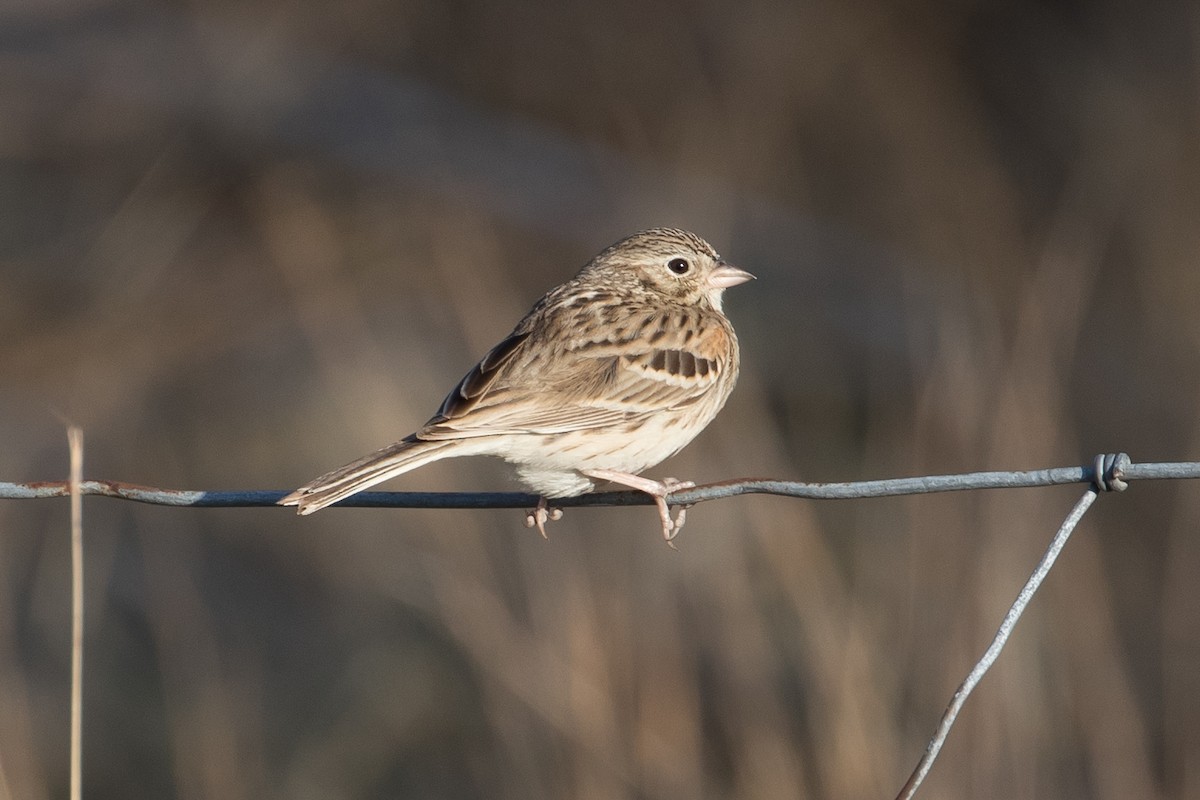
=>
[280,228,753,541]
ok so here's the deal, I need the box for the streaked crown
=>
[579,228,753,310]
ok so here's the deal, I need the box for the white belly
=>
[495,397,726,497]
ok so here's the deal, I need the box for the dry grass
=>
[2,0,1199,797]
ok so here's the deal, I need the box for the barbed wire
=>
[6,452,1198,799]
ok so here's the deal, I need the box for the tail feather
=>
[279,437,459,515]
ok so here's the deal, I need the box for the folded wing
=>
[418,305,733,439]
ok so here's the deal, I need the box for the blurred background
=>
[2,0,1199,797]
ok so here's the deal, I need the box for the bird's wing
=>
[431,329,532,422]
[419,305,734,439]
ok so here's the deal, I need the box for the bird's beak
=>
[708,262,756,289]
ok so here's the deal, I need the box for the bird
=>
[279,228,754,541]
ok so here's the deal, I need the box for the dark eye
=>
[667,258,691,275]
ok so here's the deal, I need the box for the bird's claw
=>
[524,497,563,538]
[579,470,699,547]
[657,478,695,545]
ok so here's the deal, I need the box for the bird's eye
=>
[667,258,691,275]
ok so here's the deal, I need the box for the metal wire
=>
[894,488,1099,800]
[1,454,1192,509]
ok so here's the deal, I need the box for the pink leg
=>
[583,469,696,544]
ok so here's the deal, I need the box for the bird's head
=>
[583,228,754,311]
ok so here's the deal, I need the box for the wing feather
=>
[418,303,735,439]
[432,330,531,421]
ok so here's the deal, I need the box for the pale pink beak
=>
[707,262,756,289]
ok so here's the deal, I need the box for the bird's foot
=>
[524,497,563,538]
[583,470,696,546]
[660,477,696,535]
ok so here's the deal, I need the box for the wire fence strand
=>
[894,488,1099,800]
[2,455,1196,509]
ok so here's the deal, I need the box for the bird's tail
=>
[279,437,461,515]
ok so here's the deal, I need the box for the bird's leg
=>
[524,496,563,538]
[583,469,695,544]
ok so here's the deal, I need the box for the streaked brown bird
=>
[280,228,754,540]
